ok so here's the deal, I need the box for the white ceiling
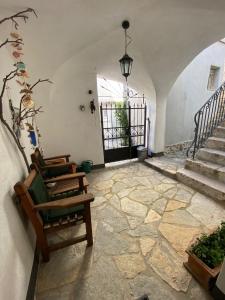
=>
[1,0,225,97]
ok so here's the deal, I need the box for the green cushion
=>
[45,165,71,178]
[50,189,81,201]
[46,204,84,223]
[28,174,50,220]
[28,174,50,204]
[46,190,84,222]
[28,174,84,223]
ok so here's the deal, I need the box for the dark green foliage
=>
[115,102,129,146]
[191,222,225,268]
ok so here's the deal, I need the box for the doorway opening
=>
[97,77,148,163]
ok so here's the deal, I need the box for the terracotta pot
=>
[184,250,221,290]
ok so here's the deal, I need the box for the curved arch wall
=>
[1,1,225,296]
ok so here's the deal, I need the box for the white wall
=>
[0,47,36,299]
[38,60,104,165]
[166,41,225,145]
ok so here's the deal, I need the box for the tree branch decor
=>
[0,8,37,49]
[0,8,37,29]
[0,8,52,172]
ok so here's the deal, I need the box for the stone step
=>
[177,168,225,201]
[196,148,225,166]
[206,136,225,151]
[214,126,225,139]
[145,158,177,179]
[185,158,225,183]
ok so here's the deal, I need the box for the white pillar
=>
[151,97,167,154]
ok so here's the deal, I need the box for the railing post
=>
[192,113,200,159]
[100,103,105,159]
[128,103,131,159]
[144,104,147,147]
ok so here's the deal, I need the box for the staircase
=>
[177,83,225,201]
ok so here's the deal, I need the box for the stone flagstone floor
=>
[145,150,186,178]
[36,162,225,300]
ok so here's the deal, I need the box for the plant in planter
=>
[184,222,225,290]
[115,101,129,146]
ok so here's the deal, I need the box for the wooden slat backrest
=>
[35,148,43,160]
[31,148,42,169]
[14,169,44,228]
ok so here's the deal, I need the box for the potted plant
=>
[184,222,225,290]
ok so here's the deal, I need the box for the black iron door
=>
[100,103,147,163]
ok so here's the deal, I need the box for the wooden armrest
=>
[44,158,66,165]
[44,154,71,160]
[44,172,86,183]
[34,193,94,211]
[42,162,75,169]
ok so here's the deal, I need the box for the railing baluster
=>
[193,112,201,159]
[218,89,224,123]
[198,110,204,148]
[220,90,225,121]
[212,93,220,128]
[211,98,216,133]
[205,101,212,139]
[187,82,225,159]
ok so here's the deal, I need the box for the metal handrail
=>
[187,82,225,159]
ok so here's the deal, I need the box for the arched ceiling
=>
[1,0,225,98]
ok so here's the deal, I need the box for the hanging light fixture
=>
[119,20,133,81]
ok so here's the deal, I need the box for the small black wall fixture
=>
[119,20,133,81]
[89,90,96,114]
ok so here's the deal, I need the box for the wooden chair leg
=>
[36,231,50,262]
[41,246,50,262]
[84,203,93,247]
[71,164,76,173]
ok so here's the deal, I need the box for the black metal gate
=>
[100,103,147,163]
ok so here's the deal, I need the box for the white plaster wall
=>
[38,61,104,165]
[0,47,35,299]
[166,41,225,145]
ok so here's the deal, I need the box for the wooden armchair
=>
[31,163,89,194]
[35,147,72,164]
[14,169,94,262]
[31,148,77,179]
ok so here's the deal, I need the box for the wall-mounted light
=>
[119,20,133,81]
[89,90,96,114]
[79,105,85,111]
[90,100,96,114]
